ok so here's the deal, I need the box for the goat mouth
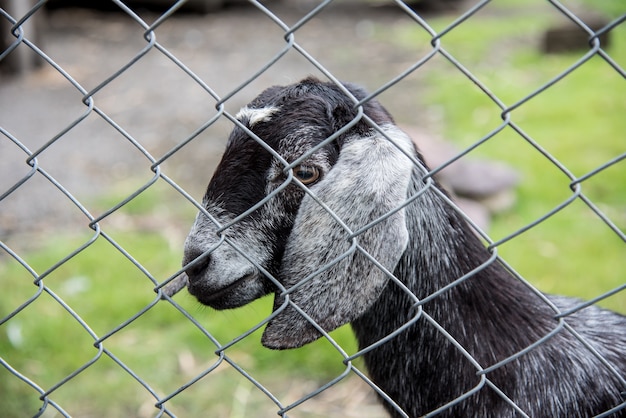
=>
[191,271,260,309]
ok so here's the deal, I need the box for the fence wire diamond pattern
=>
[1,0,625,417]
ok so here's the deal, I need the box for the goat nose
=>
[183,248,211,282]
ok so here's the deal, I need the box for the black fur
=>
[183,77,626,417]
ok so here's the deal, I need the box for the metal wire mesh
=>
[1,0,625,417]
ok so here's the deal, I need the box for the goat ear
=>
[262,124,416,349]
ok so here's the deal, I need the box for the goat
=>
[180,77,626,417]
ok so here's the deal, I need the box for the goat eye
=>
[293,165,320,185]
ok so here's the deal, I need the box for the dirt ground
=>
[0,1,449,249]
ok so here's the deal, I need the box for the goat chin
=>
[182,77,626,418]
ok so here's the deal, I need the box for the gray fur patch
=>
[262,124,415,348]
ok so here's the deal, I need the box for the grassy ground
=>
[417,1,626,312]
[0,225,364,416]
[1,1,625,416]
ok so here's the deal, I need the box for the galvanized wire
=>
[1,0,625,417]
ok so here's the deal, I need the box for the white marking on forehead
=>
[236,106,280,127]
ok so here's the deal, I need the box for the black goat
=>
[181,77,626,417]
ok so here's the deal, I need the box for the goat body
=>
[182,77,626,417]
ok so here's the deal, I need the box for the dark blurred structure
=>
[543,16,611,53]
[0,0,44,74]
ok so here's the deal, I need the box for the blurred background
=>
[1,0,624,416]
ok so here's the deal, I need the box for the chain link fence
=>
[1,0,625,417]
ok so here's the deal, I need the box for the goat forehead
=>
[228,114,335,161]
[277,126,335,159]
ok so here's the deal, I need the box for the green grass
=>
[415,2,626,312]
[0,229,359,416]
